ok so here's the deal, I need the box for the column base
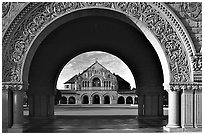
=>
[163,125,183,132]
[8,124,23,133]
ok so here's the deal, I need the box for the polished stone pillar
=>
[194,85,202,128]
[2,85,13,130]
[28,94,54,117]
[138,95,144,116]
[181,85,194,128]
[6,82,27,133]
[12,90,24,128]
[164,84,181,131]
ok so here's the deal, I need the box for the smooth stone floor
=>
[23,116,168,133]
[23,106,168,133]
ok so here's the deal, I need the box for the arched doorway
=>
[126,96,133,104]
[60,97,67,104]
[92,78,101,87]
[2,3,199,132]
[23,7,166,119]
[82,95,89,104]
[117,96,125,104]
[92,95,100,104]
[104,95,110,104]
[68,96,76,104]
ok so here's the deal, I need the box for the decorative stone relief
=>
[2,2,11,18]
[2,2,27,34]
[169,82,202,92]
[180,2,202,22]
[2,2,194,83]
[2,82,25,91]
[192,54,202,72]
[166,2,202,53]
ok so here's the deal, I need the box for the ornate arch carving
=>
[2,2,196,83]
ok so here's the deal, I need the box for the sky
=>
[57,51,136,89]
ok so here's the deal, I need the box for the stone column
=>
[12,90,24,128]
[138,95,144,116]
[181,84,194,128]
[28,94,54,117]
[194,84,202,128]
[2,84,13,130]
[164,84,181,131]
[6,82,28,133]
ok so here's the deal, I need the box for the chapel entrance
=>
[92,95,100,104]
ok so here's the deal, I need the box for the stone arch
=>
[68,96,76,104]
[92,77,101,87]
[81,94,89,104]
[92,94,100,104]
[117,96,125,104]
[126,96,133,104]
[2,2,201,131]
[2,2,195,84]
[103,95,111,104]
[60,96,67,104]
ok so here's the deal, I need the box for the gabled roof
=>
[64,61,112,84]
[64,75,78,84]
[80,60,111,75]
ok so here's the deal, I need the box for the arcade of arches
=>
[2,2,202,132]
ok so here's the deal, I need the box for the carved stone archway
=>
[2,2,202,132]
[2,2,196,83]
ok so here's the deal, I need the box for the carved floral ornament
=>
[2,2,11,18]
[2,82,25,91]
[2,2,197,83]
[192,54,202,72]
[169,83,202,92]
[180,2,202,22]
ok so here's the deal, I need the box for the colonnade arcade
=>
[59,94,137,105]
[2,2,202,132]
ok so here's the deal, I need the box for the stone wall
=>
[166,2,202,53]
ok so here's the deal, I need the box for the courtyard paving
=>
[22,105,201,133]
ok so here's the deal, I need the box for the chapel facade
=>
[59,61,137,105]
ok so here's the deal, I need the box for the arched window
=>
[68,96,76,104]
[92,77,101,87]
[82,95,89,104]
[104,95,110,104]
[126,96,133,104]
[60,96,67,104]
[92,95,100,104]
[117,96,125,104]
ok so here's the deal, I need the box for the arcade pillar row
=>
[2,82,27,132]
[2,82,202,132]
[163,83,202,131]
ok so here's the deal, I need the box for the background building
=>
[59,61,137,105]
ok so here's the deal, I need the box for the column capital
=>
[2,82,29,91]
[164,82,202,93]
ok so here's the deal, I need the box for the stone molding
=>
[2,2,198,83]
[168,82,202,92]
[2,82,28,91]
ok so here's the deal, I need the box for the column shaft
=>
[138,95,144,116]
[12,90,24,127]
[166,90,181,128]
